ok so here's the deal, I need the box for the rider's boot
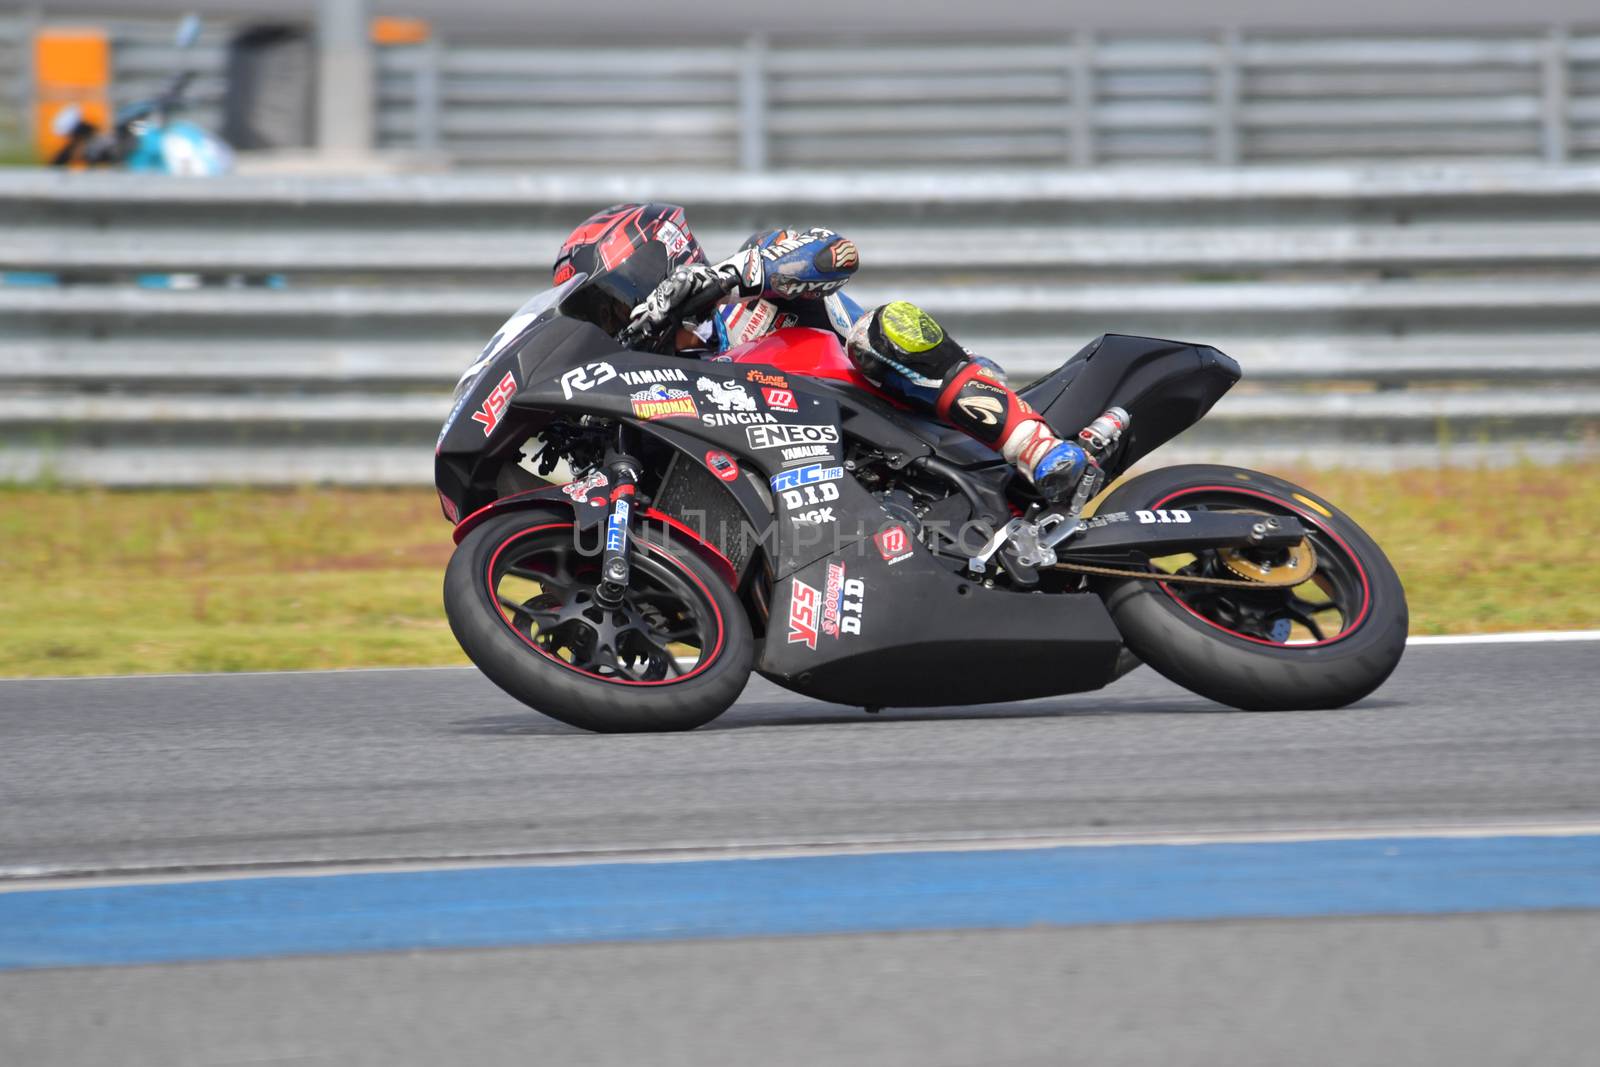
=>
[848,301,1120,506]
[936,361,1094,505]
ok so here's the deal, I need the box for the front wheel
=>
[1090,464,1407,711]
[444,510,754,732]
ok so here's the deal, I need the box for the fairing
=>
[436,316,1242,707]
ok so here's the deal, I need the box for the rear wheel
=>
[444,510,753,732]
[1090,465,1406,710]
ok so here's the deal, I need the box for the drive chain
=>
[1051,561,1293,589]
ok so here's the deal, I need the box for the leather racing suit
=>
[629,226,1094,501]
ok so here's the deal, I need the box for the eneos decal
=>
[746,424,839,450]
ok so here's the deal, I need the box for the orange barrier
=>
[370,17,430,46]
[33,27,110,162]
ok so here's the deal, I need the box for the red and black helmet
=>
[552,202,706,287]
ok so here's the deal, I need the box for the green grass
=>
[1,464,1597,677]
[0,487,462,677]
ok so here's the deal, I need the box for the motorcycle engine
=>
[873,488,923,540]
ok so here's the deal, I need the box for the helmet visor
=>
[557,239,671,337]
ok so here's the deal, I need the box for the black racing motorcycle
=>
[437,245,1407,732]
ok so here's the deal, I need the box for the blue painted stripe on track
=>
[2,834,1598,971]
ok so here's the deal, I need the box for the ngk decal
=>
[469,371,517,436]
[875,525,913,565]
[761,386,798,413]
[746,424,839,450]
[787,579,820,649]
[791,507,835,525]
[560,361,617,399]
[821,562,864,638]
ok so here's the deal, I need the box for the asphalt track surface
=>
[2,638,1598,1065]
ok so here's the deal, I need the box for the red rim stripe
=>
[485,523,726,687]
[1150,485,1373,649]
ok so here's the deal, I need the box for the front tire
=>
[1091,465,1407,710]
[445,510,753,732]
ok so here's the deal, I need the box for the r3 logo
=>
[1136,509,1191,524]
[559,361,617,400]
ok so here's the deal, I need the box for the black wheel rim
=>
[486,524,724,685]
[1144,485,1372,648]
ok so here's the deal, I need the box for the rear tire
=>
[445,510,753,732]
[1091,465,1406,710]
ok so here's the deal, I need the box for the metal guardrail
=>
[375,28,1600,170]
[2,166,1598,484]
[6,18,1600,171]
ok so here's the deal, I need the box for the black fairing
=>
[435,316,618,518]
[808,333,1240,480]
[1018,334,1241,480]
[437,319,1242,709]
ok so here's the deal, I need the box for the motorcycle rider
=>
[551,202,1102,505]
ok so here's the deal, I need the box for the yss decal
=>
[787,579,820,649]
[1136,509,1191,524]
[560,361,618,400]
[469,370,518,437]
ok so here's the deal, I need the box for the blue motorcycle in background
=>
[13,16,267,288]
[49,16,232,179]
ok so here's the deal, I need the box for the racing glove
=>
[619,259,750,351]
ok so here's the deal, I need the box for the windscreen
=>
[556,240,671,337]
[450,272,589,405]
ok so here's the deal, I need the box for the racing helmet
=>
[553,202,705,286]
[552,202,707,336]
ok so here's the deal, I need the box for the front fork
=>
[596,436,642,607]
